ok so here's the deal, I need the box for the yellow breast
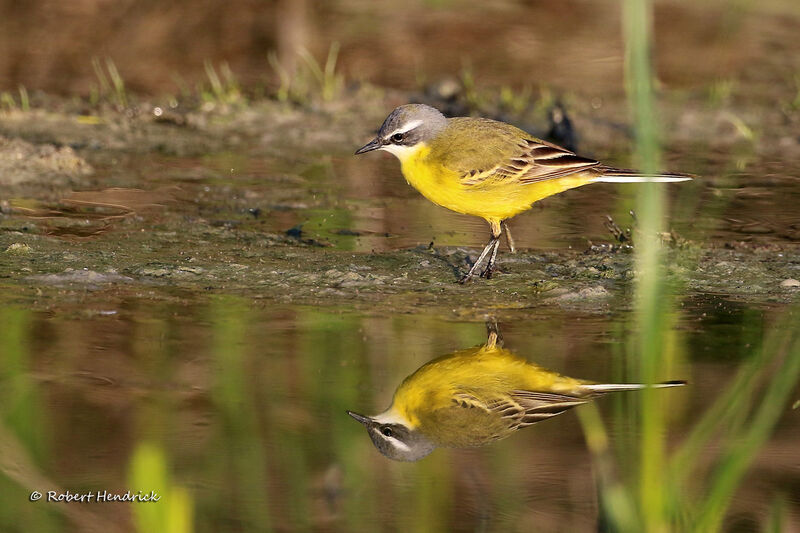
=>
[398,144,595,224]
[399,145,473,216]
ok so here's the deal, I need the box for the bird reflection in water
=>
[348,325,684,461]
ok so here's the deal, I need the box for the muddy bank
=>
[1,216,798,318]
[0,134,92,189]
[0,87,798,317]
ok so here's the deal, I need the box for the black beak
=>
[347,410,372,425]
[355,138,382,155]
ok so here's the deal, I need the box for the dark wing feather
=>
[519,140,600,183]
[451,389,588,434]
[460,137,599,186]
[508,390,588,427]
[433,118,599,187]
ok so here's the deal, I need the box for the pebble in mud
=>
[4,243,32,254]
[780,278,800,289]
[548,285,611,302]
[29,269,133,286]
[0,135,93,185]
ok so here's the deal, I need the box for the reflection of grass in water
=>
[0,310,44,461]
[128,442,193,533]
[691,325,799,531]
[581,314,800,531]
[127,309,193,533]
[577,0,800,531]
[0,308,57,532]
[207,297,272,531]
[296,311,370,529]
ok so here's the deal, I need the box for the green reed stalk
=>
[623,0,669,530]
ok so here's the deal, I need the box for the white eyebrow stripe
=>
[386,120,423,138]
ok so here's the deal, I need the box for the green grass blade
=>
[694,324,800,532]
[578,404,641,531]
[668,329,786,486]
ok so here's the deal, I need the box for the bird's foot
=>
[458,272,474,284]
[458,235,500,284]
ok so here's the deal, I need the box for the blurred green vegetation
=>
[90,57,128,109]
[0,294,795,532]
[0,86,29,112]
[576,1,800,532]
[128,442,193,533]
[0,308,59,533]
[201,61,244,107]
[581,308,799,532]
[0,3,797,530]
[268,42,343,105]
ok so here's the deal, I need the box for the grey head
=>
[355,104,447,158]
[347,410,436,462]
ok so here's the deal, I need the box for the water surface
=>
[1,291,796,532]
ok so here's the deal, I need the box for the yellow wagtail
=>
[355,104,692,283]
[348,327,684,461]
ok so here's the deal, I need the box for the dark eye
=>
[381,426,393,437]
[390,133,404,143]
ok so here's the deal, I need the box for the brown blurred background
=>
[1,0,798,97]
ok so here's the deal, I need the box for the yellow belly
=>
[400,145,595,224]
[392,344,586,431]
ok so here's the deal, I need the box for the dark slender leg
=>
[459,235,499,284]
[480,238,500,278]
[459,220,503,284]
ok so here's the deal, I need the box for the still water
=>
[1,0,799,528]
[1,292,796,532]
[1,74,799,531]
